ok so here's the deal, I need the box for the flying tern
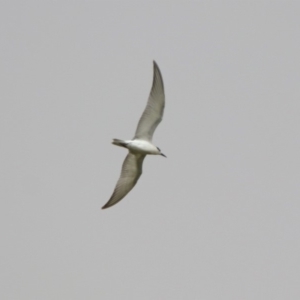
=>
[102,61,166,209]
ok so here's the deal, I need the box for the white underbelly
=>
[127,140,157,154]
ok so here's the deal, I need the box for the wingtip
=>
[152,60,162,76]
[102,194,124,210]
[101,202,112,210]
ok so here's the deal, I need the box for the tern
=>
[102,61,166,209]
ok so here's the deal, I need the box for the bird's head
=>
[156,147,167,158]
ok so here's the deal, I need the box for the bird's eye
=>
[157,147,161,151]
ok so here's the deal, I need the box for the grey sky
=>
[1,1,300,299]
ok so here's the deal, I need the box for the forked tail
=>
[112,139,128,148]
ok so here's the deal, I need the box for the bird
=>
[102,61,166,209]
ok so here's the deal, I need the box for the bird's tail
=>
[112,139,128,148]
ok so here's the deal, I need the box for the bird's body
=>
[102,61,166,209]
[113,139,161,155]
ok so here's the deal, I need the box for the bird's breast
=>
[127,140,158,154]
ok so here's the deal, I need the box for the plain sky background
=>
[1,1,300,299]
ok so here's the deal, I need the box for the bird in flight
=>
[102,61,166,209]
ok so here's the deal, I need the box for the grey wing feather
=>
[102,153,146,209]
[134,61,165,141]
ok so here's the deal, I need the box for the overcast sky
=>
[1,1,300,299]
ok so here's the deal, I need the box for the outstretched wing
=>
[134,61,165,141]
[102,153,146,209]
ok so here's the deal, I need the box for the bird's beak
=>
[160,153,167,158]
